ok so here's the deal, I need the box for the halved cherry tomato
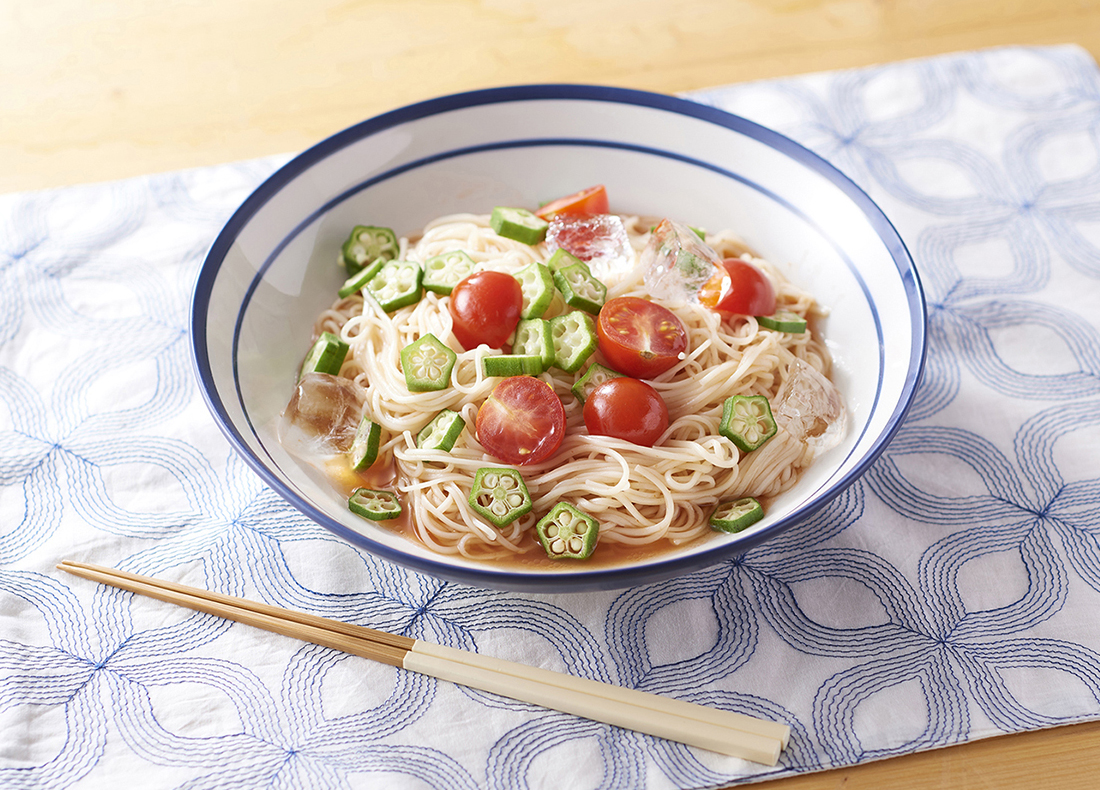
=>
[595,296,688,379]
[536,185,609,220]
[583,377,669,447]
[476,376,566,465]
[449,270,522,350]
[699,258,777,317]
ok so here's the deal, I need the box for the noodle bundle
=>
[305,212,838,561]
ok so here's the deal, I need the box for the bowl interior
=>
[193,86,924,591]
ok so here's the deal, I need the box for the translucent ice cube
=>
[638,219,723,304]
[546,214,634,281]
[773,359,847,459]
[279,372,365,457]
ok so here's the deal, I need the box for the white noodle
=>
[307,213,835,560]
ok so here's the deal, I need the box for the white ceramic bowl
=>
[191,85,925,592]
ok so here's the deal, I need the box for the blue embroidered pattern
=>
[2,45,1100,788]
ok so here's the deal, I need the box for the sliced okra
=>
[338,257,387,298]
[423,250,478,295]
[400,333,457,392]
[515,261,555,319]
[483,354,546,378]
[365,259,423,312]
[469,467,532,527]
[348,488,402,521]
[349,415,382,471]
[341,225,399,276]
[416,409,466,453]
[709,497,764,534]
[571,363,623,403]
[549,311,597,373]
[535,502,599,560]
[757,310,807,333]
[546,248,587,274]
[512,318,554,371]
[490,207,548,245]
[299,331,349,380]
[719,394,777,452]
[552,262,606,315]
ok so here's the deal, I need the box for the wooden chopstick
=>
[58,560,787,764]
[58,560,413,662]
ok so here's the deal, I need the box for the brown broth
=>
[325,452,769,570]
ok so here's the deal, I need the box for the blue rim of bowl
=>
[191,83,926,592]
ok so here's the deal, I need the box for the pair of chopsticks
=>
[57,560,789,764]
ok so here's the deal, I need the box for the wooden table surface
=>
[4,2,1099,787]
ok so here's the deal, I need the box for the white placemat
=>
[2,44,1100,789]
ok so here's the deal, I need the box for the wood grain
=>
[3,0,1099,193]
[764,720,1100,790]
[6,1,1100,786]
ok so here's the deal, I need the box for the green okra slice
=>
[512,318,554,371]
[349,415,382,471]
[341,225,399,276]
[709,497,764,534]
[365,259,423,312]
[469,467,532,527]
[571,363,623,403]
[549,311,598,373]
[535,502,599,560]
[338,257,387,298]
[490,207,548,245]
[482,354,546,378]
[423,250,478,295]
[416,409,465,453]
[515,261,555,319]
[552,262,607,315]
[299,331,349,380]
[400,333,457,392]
[720,394,777,452]
[546,248,587,274]
[348,488,402,521]
[757,310,807,333]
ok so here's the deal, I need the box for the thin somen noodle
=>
[290,211,841,562]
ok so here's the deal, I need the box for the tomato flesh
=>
[536,185,609,220]
[596,296,688,379]
[583,378,669,447]
[449,271,522,350]
[476,376,566,465]
[700,258,777,317]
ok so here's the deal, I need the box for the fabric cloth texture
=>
[3,44,1100,789]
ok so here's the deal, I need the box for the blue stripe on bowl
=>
[192,84,925,591]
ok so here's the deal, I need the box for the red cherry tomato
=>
[535,185,609,220]
[476,376,566,465]
[583,378,669,447]
[449,271,522,350]
[595,297,688,379]
[699,258,777,317]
